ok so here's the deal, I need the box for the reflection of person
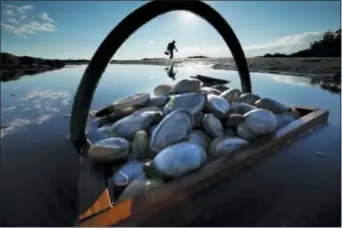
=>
[165,40,178,59]
[164,62,177,81]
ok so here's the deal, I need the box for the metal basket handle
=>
[70,0,252,154]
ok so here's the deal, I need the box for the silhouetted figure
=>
[164,62,177,81]
[165,40,178,59]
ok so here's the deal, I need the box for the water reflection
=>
[0,66,64,82]
[1,88,71,139]
[164,62,177,81]
[310,77,341,94]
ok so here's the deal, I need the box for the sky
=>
[0,1,340,60]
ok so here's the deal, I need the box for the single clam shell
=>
[153,142,207,178]
[187,130,211,151]
[200,87,221,95]
[163,92,206,116]
[229,103,257,115]
[234,93,261,105]
[88,137,130,161]
[134,106,162,115]
[112,92,151,111]
[143,96,170,107]
[206,94,230,117]
[220,88,242,103]
[149,109,193,154]
[154,84,172,96]
[237,109,278,140]
[110,110,162,140]
[202,113,224,138]
[275,114,296,129]
[171,78,203,94]
[131,130,149,158]
[211,84,229,92]
[225,114,245,128]
[112,159,144,187]
[117,174,164,202]
[255,98,291,114]
[209,136,249,159]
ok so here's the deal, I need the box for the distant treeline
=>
[263,29,341,58]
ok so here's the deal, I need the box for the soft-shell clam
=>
[229,103,257,115]
[206,94,230,117]
[255,98,291,114]
[200,87,221,95]
[275,114,296,129]
[220,88,242,103]
[225,114,245,128]
[187,130,211,150]
[234,93,261,105]
[88,137,130,161]
[112,159,144,187]
[110,110,162,140]
[163,92,206,116]
[131,130,149,158]
[209,136,249,159]
[154,84,172,96]
[143,96,170,107]
[202,113,224,138]
[149,109,193,154]
[212,84,229,92]
[117,174,164,202]
[152,142,207,178]
[237,109,278,140]
[171,78,203,94]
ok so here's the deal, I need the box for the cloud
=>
[243,31,325,56]
[1,4,57,37]
[39,12,54,23]
[174,31,326,58]
[148,40,156,44]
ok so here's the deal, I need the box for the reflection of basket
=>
[70,1,329,226]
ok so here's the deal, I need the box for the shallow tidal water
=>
[0,64,340,226]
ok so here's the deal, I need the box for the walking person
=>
[165,40,178,59]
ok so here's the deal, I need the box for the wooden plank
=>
[78,189,112,221]
[78,107,329,227]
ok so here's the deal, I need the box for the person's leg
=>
[170,51,173,59]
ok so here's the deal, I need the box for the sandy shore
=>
[112,57,341,78]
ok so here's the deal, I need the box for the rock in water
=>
[237,109,278,141]
[154,84,172,96]
[202,113,224,138]
[163,92,206,116]
[88,137,130,161]
[255,98,291,114]
[206,94,230,117]
[234,93,261,105]
[209,136,249,159]
[187,130,211,150]
[152,142,207,178]
[275,114,296,129]
[229,103,258,115]
[110,110,162,140]
[220,88,242,103]
[143,96,170,107]
[171,79,202,94]
[117,175,164,202]
[112,159,144,187]
[112,92,151,111]
[225,114,245,128]
[131,130,149,158]
[200,87,221,95]
[149,109,193,154]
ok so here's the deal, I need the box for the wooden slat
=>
[78,107,329,227]
[78,189,112,221]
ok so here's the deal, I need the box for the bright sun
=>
[179,11,198,23]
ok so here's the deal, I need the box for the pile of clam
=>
[88,78,300,202]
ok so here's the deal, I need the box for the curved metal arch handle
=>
[70,0,252,153]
